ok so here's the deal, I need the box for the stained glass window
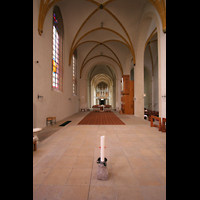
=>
[52,13,60,90]
[73,51,77,95]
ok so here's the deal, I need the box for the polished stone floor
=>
[33,111,166,200]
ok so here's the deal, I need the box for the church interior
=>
[33,0,166,199]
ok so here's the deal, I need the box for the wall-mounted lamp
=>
[142,94,146,98]
[38,94,43,99]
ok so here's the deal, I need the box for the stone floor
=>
[33,111,166,200]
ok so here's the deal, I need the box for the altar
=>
[99,105,104,111]
[92,105,111,112]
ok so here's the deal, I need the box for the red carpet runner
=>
[78,111,125,125]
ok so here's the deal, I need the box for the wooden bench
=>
[33,136,37,151]
[147,110,159,121]
[46,117,56,126]
[150,115,161,131]
[162,118,166,132]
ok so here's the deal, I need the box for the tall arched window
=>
[73,49,77,95]
[52,6,63,91]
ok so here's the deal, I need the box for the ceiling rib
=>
[85,0,100,6]
[70,23,132,67]
[91,73,113,88]
[38,0,166,36]
[86,0,116,7]
[80,55,123,78]
[145,27,157,49]
[69,7,100,65]
[76,39,129,49]
[103,0,116,7]
[106,65,114,79]
[71,27,131,67]
[148,43,154,76]
[68,0,137,71]
[103,7,135,64]
[81,43,122,72]
[69,2,135,66]
[73,27,130,52]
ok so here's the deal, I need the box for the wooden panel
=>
[124,94,130,114]
[121,80,134,114]
[120,76,134,115]
[122,75,129,94]
[129,80,134,115]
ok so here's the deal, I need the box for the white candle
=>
[100,136,105,162]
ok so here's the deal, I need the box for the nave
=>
[33,111,166,200]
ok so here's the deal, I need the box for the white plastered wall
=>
[33,0,80,128]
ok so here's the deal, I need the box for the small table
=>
[46,117,56,126]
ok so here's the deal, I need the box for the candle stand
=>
[96,157,108,180]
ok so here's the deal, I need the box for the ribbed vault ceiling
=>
[38,0,166,78]
[91,74,113,88]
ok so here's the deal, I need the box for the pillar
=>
[134,18,152,119]
[134,58,144,118]
[116,78,121,110]
[158,32,166,119]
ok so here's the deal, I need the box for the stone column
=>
[134,18,152,119]
[158,32,166,119]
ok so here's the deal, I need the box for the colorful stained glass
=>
[73,53,77,95]
[52,13,59,90]
[53,13,58,24]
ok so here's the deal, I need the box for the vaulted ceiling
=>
[38,0,166,78]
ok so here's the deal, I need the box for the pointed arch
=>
[69,2,136,66]
[81,43,122,72]
[38,0,62,35]
[145,28,157,49]
[38,0,166,36]
[147,0,166,32]
[76,39,129,49]
[70,27,131,66]
[69,7,100,64]
[80,55,123,78]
